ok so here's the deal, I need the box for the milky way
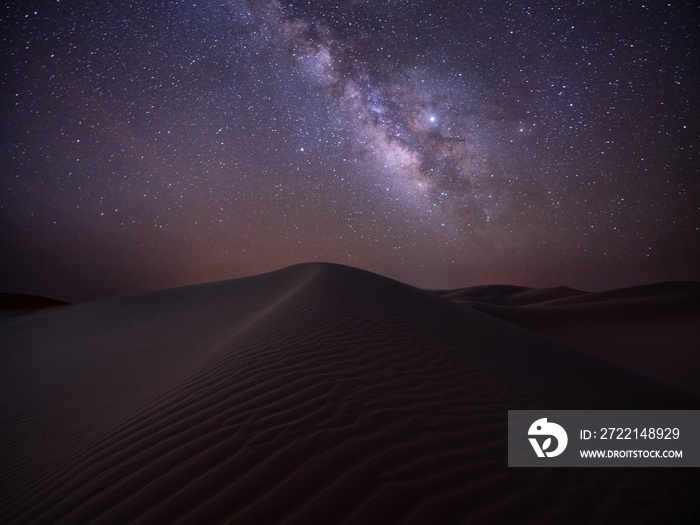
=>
[1,0,698,301]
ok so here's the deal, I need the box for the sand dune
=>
[454,282,700,397]
[0,293,69,321]
[435,284,585,306]
[1,263,698,524]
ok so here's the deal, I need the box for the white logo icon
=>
[528,418,568,457]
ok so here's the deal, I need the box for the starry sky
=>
[1,0,698,302]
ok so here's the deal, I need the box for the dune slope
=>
[460,282,700,396]
[1,263,698,524]
[0,293,69,321]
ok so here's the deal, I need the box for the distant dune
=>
[0,293,69,321]
[1,263,698,524]
[434,284,586,306]
[450,281,700,397]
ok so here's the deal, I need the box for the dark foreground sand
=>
[1,263,698,524]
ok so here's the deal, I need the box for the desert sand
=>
[1,263,698,524]
[452,281,700,397]
[0,293,70,322]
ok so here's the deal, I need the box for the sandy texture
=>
[0,293,69,321]
[1,263,698,524]
[457,282,700,397]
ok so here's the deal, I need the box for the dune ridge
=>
[0,293,70,321]
[1,263,698,524]
[448,281,700,396]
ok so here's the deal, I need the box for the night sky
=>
[2,0,698,302]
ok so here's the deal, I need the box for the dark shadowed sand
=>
[1,263,698,524]
[0,293,70,322]
[450,281,700,397]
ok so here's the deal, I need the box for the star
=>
[0,0,696,300]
